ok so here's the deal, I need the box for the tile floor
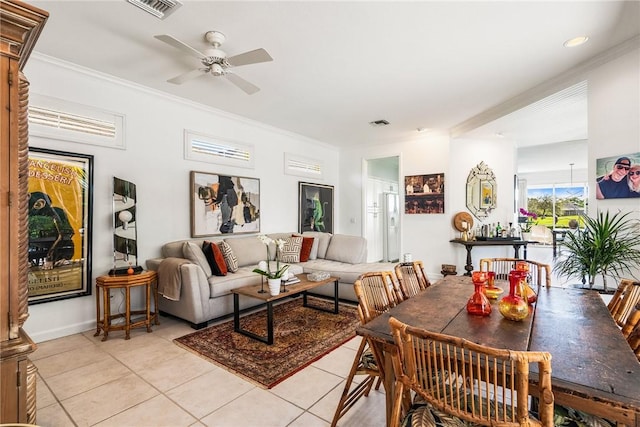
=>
[33,310,385,427]
[31,245,610,427]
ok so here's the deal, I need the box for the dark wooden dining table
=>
[357,275,640,427]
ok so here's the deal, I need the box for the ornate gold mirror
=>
[466,161,496,220]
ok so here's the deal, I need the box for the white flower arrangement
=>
[252,235,289,279]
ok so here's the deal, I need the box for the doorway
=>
[363,156,400,262]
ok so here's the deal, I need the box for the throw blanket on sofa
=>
[158,257,192,301]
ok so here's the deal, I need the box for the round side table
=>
[94,270,159,341]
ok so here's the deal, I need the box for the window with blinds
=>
[184,130,255,168]
[284,153,324,179]
[28,94,125,149]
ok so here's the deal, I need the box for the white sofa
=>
[146,232,397,328]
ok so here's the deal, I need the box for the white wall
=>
[23,55,339,342]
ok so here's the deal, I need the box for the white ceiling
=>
[27,1,640,149]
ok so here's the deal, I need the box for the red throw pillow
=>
[202,241,228,276]
[294,234,314,262]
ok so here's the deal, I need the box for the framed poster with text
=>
[27,148,93,304]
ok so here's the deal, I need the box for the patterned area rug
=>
[174,296,359,389]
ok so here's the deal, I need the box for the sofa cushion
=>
[218,241,239,273]
[295,235,314,262]
[182,241,212,277]
[302,259,397,284]
[224,235,267,267]
[303,231,332,258]
[325,234,367,264]
[203,241,227,276]
[164,240,198,259]
[280,236,303,263]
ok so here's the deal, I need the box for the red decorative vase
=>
[498,270,529,321]
[467,271,492,316]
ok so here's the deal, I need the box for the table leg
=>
[102,287,110,341]
[513,244,521,259]
[464,246,473,276]
[266,302,274,345]
[125,287,131,340]
[153,278,160,325]
[146,281,152,333]
[94,284,101,337]
[233,293,240,333]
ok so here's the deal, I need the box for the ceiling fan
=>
[154,31,273,95]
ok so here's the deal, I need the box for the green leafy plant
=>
[553,210,640,291]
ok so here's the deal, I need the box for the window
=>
[184,130,254,169]
[526,184,587,228]
[284,153,324,179]
[28,94,125,149]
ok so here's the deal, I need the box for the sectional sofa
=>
[146,232,397,328]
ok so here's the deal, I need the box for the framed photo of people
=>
[595,153,640,199]
[404,173,445,214]
[298,182,334,233]
[27,148,93,304]
[190,171,260,237]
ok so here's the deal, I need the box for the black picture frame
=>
[27,147,93,304]
[190,171,261,237]
[298,182,334,233]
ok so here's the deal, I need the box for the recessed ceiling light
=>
[417,127,430,133]
[563,36,589,48]
[494,132,504,138]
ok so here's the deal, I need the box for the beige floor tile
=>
[45,356,131,401]
[270,365,342,409]
[311,345,358,378]
[93,394,197,427]
[136,350,216,391]
[166,369,254,419]
[32,333,95,361]
[34,344,107,379]
[36,401,75,427]
[288,411,330,427]
[200,388,303,427]
[36,374,57,409]
[107,337,184,371]
[61,373,158,426]
[310,384,386,427]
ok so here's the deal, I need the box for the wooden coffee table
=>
[231,274,339,345]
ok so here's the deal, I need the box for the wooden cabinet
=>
[0,0,48,423]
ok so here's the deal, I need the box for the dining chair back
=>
[480,258,551,288]
[331,271,402,427]
[388,316,554,427]
[621,303,640,361]
[608,279,640,327]
[394,261,431,299]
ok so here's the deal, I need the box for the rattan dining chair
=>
[608,279,640,327]
[621,303,640,361]
[479,258,551,288]
[394,261,431,299]
[331,271,403,427]
[388,316,555,427]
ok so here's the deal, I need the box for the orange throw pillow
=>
[202,241,228,276]
[294,234,314,262]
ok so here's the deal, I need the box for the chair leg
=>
[330,338,378,427]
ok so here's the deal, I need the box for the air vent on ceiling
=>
[369,119,390,127]
[126,0,182,20]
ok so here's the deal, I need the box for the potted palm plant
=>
[554,210,640,292]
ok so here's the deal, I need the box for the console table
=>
[95,270,159,341]
[450,238,529,276]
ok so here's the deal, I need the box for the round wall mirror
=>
[466,161,496,220]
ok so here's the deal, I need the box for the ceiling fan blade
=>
[224,73,260,95]
[167,68,208,84]
[154,34,205,59]
[226,48,273,67]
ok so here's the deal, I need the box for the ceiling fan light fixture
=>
[563,36,589,48]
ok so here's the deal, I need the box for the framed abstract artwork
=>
[298,182,334,233]
[190,171,260,237]
[27,147,93,304]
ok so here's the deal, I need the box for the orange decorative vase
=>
[484,271,504,299]
[515,262,537,304]
[467,271,492,316]
[498,271,529,321]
